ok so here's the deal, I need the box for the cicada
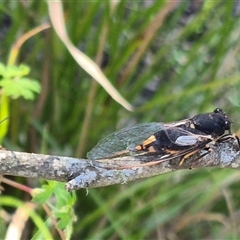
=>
[87,108,237,168]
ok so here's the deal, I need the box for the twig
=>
[0,140,239,191]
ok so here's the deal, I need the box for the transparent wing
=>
[87,122,165,160]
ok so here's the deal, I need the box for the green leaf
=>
[0,63,40,100]
[0,64,30,78]
[31,185,53,204]
[0,94,9,143]
[0,78,41,100]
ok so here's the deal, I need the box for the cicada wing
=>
[87,122,164,160]
[163,119,189,128]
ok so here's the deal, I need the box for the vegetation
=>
[1,1,240,239]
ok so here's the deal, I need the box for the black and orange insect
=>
[87,108,238,168]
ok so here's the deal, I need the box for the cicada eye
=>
[214,108,223,114]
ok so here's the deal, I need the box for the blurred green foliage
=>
[0,63,40,99]
[1,0,240,239]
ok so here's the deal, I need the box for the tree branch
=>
[0,140,239,191]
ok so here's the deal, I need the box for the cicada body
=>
[87,108,237,167]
